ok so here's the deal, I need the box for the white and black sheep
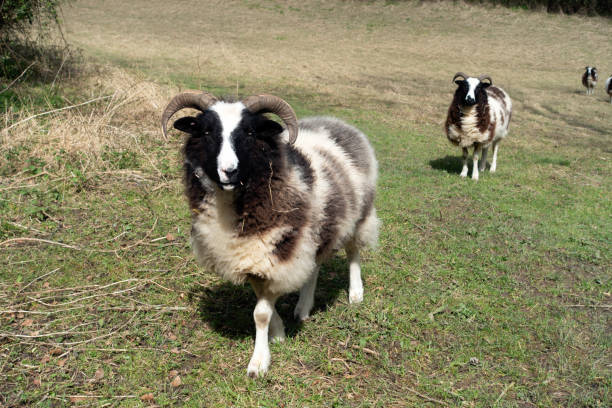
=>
[161,92,380,377]
[445,73,512,181]
[582,66,598,95]
[605,74,612,103]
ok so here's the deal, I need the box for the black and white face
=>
[174,102,284,191]
[454,77,490,106]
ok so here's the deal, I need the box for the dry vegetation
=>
[1,0,610,406]
[61,0,612,150]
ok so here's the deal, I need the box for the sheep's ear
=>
[454,80,465,85]
[173,117,200,134]
[255,118,284,139]
[481,82,491,88]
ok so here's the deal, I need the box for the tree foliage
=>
[1,0,63,39]
[474,0,612,15]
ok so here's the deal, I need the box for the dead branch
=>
[1,95,113,133]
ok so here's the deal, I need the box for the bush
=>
[478,0,612,15]
[1,1,78,81]
[0,1,62,39]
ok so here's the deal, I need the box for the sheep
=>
[161,91,380,377]
[445,72,512,181]
[582,66,598,95]
[606,75,612,103]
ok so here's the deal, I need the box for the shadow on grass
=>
[429,155,463,174]
[189,256,349,339]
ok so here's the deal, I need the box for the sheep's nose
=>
[465,96,476,105]
[223,168,238,182]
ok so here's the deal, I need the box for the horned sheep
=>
[605,75,612,103]
[445,72,513,181]
[161,92,380,377]
[582,66,598,95]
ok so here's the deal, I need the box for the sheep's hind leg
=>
[247,279,278,378]
[294,266,319,321]
[479,146,489,172]
[346,243,363,304]
[472,144,482,181]
[460,147,469,178]
[490,140,500,173]
[269,307,285,343]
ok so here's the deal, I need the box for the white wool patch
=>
[487,86,512,142]
[211,102,245,186]
[466,77,480,101]
[457,106,487,147]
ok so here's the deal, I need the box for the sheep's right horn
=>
[161,91,218,139]
[452,72,469,82]
[242,94,298,144]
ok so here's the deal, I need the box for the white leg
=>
[479,146,489,172]
[247,281,278,378]
[346,245,363,304]
[294,267,319,321]
[472,145,481,181]
[269,307,285,343]
[460,147,469,178]
[490,141,500,173]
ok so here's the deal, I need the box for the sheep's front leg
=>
[490,140,500,173]
[247,280,279,378]
[346,244,363,304]
[472,144,482,181]
[294,266,319,321]
[460,147,469,178]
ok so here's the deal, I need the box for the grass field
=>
[1,0,610,406]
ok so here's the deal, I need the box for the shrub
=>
[1,1,76,81]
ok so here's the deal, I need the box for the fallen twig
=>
[351,344,380,356]
[1,95,112,133]
[494,382,514,407]
[16,268,60,294]
[0,62,36,94]
[562,304,611,309]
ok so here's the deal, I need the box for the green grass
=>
[1,77,609,407]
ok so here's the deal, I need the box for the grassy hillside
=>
[1,0,610,406]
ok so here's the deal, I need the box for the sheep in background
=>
[606,75,612,103]
[582,66,598,95]
[161,92,380,377]
[445,72,512,181]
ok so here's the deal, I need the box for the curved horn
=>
[452,72,469,83]
[242,94,298,144]
[161,91,218,139]
[478,74,493,85]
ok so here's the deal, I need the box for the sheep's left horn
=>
[242,94,298,144]
[452,72,469,82]
[161,91,218,139]
[478,74,493,85]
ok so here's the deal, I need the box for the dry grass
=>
[1,67,174,174]
[60,0,612,154]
